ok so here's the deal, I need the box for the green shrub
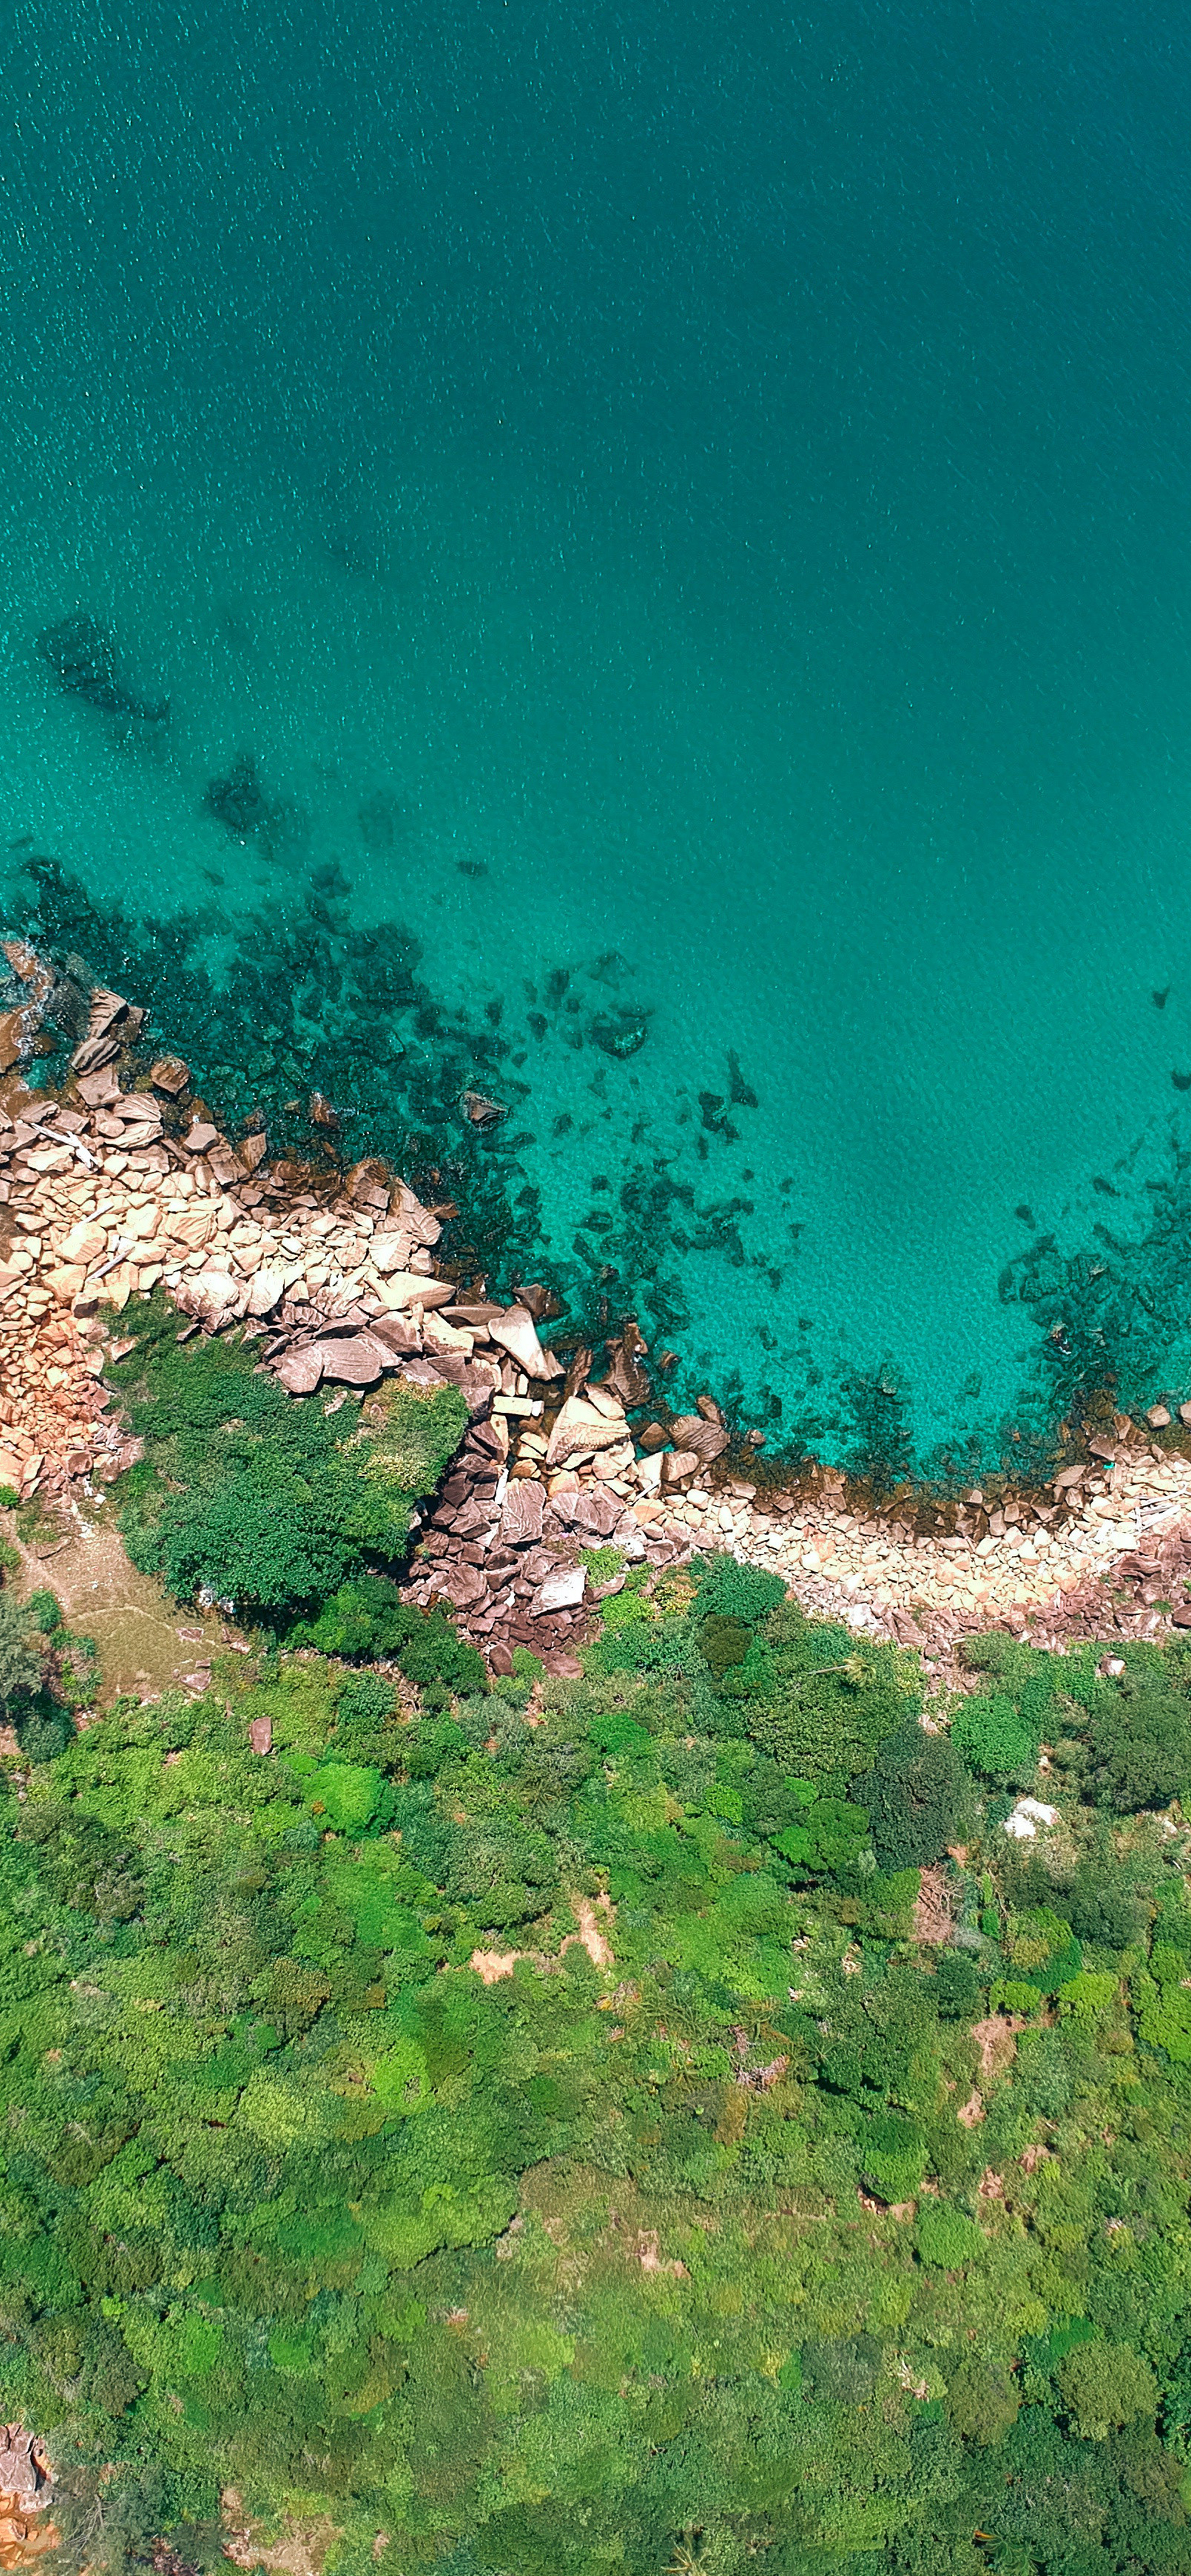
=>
[945,2355,1020,2445]
[0,1590,44,1716]
[952,1689,1038,1781]
[335,1672,398,1734]
[295,1578,486,1701]
[854,1723,969,1868]
[111,1301,466,1619]
[694,1551,787,1625]
[1058,2338,1158,2440]
[915,2205,986,2269]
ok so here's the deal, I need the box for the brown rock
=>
[274,1344,325,1395]
[662,1448,700,1488]
[670,1413,730,1464]
[569,1487,622,1540]
[370,1311,423,1354]
[181,1119,219,1155]
[532,1565,587,1615]
[461,1090,507,1126]
[319,1333,395,1386]
[489,1300,564,1381]
[60,1219,107,1265]
[248,1714,273,1754]
[434,1561,487,1609]
[70,1030,122,1074]
[86,987,135,1042]
[75,1065,122,1106]
[44,1264,86,1303]
[389,1181,442,1246]
[373,1271,456,1311]
[602,1317,651,1408]
[546,1394,630,1468]
[239,1128,268,1172]
[514,1280,558,1322]
[501,1480,545,1546]
[150,1054,190,1094]
[309,1091,340,1128]
[695,1392,724,1426]
[0,1007,23,1073]
[638,1421,667,1452]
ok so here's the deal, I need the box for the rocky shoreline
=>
[6,936,1191,1666]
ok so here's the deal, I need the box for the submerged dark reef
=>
[10,849,1191,1496]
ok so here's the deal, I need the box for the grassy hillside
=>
[2,1495,1191,2570]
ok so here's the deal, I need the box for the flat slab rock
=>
[318,1331,398,1385]
[488,1300,564,1380]
[532,1565,587,1614]
[501,1479,545,1545]
[546,1394,627,1466]
[275,1344,324,1394]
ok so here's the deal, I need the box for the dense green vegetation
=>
[5,1508,1191,2576]
[110,1301,467,1620]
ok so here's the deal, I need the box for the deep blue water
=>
[5,0,1191,1474]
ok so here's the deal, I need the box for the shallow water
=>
[5,0,1191,1474]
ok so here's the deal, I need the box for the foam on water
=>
[5,0,1191,1472]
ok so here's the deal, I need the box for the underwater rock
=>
[309,1091,340,1128]
[37,613,169,723]
[461,1089,508,1126]
[205,753,271,835]
[590,1011,648,1059]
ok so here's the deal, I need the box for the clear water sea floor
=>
[5,0,1191,1474]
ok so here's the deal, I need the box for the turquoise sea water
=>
[5,0,1191,1475]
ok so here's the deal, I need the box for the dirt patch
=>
[469,1947,522,1986]
[222,2493,338,2576]
[10,1506,248,1703]
[570,1893,614,1968]
[913,1864,952,1945]
[469,1893,616,1987]
[970,2014,1025,2085]
[957,2089,984,2128]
